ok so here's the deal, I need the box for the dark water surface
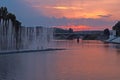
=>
[0,40,120,80]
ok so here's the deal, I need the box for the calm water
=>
[0,40,120,80]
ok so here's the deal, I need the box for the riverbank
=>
[0,48,66,54]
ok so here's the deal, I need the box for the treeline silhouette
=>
[0,7,21,34]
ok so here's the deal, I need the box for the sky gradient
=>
[0,0,120,31]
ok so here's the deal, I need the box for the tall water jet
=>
[0,25,53,51]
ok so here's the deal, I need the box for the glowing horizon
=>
[53,25,109,31]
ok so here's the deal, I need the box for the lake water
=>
[0,40,120,80]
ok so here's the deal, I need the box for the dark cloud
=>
[23,16,115,29]
[98,14,112,18]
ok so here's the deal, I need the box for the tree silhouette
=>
[103,28,110,39]
[112,21,120,36]
[0,7,21,29]
[68,28,73,33]
[104,28,110,36]
[0,7,8,26]
[0,7,22,49]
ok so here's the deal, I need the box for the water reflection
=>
[0,40,120,80]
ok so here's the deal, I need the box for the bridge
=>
[54,33,89,39]
[54,31,103,40]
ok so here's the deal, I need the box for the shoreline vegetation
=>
[53,22,120,41]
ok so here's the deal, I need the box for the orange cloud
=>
[43,6,109,19]
[24,0,120,20]
[33,5,109,19]
[49,6,83,10]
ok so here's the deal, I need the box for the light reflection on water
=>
[0,40,120,80]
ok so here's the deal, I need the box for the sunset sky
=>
[0,0,120,31]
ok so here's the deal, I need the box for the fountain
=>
[0,22,56,53]
[0,20,66,54]
[0,7,65,54]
